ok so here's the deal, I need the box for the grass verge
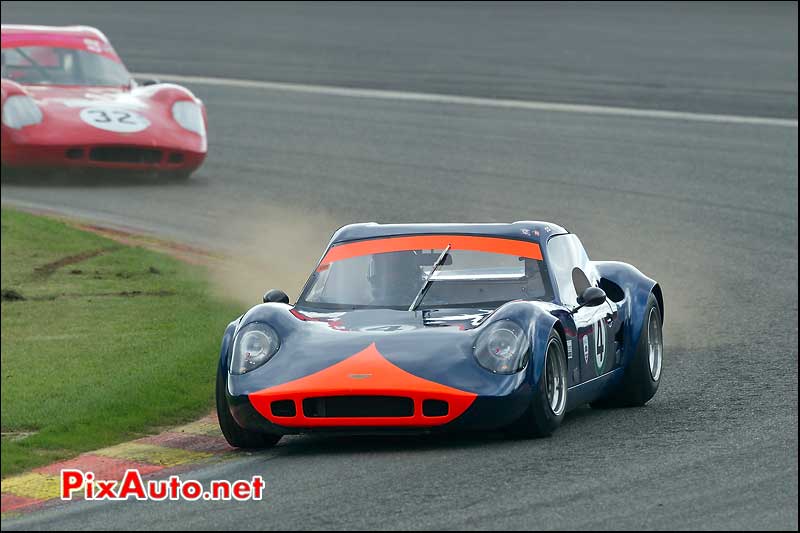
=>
[1,208,240,477]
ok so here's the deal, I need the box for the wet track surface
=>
[1,2,798,530]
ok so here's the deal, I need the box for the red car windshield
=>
[1,46,130,86]
[299,235,553,310]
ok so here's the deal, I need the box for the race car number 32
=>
[80,107,150,133]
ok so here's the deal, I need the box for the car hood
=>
[228,303,546,396]
[9,84,204,150]
[24,85,143,108]
[289,306,495,332]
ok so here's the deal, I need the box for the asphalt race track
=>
[1,2,798,530]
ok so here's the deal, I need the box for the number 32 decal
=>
[80,107,150,133]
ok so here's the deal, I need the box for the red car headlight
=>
[171,100,205,137]
[2,95,43,129]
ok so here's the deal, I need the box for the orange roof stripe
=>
[319,235,541,270]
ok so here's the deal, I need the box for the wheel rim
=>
[647,307,663,381]
[544,338,567,416]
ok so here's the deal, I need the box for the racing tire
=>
[591,293,662,408]
[216,359,281,449]
[507,330,568,438]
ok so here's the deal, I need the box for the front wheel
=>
[507,330,568,438]
[216,359,281,449]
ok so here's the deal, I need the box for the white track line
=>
[140,72,798,128]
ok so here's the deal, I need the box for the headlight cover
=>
[171,100,205,137]
[473,320,530,374]
[230,323,281,375]
[2,95,43,129]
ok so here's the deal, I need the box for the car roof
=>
[0,24,110,43]
[330,221,569,245]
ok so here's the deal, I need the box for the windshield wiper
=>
[408,244,451,312]
[15,48,52,81]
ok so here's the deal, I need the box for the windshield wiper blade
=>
[408,244,451,312]
[15,48,51,81]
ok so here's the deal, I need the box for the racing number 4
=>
[595,319,606,373]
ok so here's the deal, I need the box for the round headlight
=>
[171,100,205,137]
[2,95,43,129]
[473,320,529,374]
[230,323,281,375]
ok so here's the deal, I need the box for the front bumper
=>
[1,142,205,172]
[227,385,533,436]
[225,342,533,435]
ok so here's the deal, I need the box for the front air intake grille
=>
[422,399,449,417]
[89,147,162,164]
[65,148,84,160]
[302,396,414,418]
[270,400,296,417]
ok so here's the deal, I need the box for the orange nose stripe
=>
[248,343,477,427]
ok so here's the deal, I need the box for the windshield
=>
[1,46,130,86]
[299,236,553,310]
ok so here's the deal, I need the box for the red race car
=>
[1,25,207,180]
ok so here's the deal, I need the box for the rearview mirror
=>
[135,78,160,87]
[579,286,607,307]
[263,289,290,304]
[572,286,606,313]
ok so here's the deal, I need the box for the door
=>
[546,235,620,384]
[570,266,617,381]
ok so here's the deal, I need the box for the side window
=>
[546,235,599,306]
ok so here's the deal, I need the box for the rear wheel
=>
[507,330,568,438]
[216,359,281,449]
[592,293,662,408]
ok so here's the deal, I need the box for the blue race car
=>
[216,222,664,447]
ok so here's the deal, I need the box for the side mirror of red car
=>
[135,77,160,87]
